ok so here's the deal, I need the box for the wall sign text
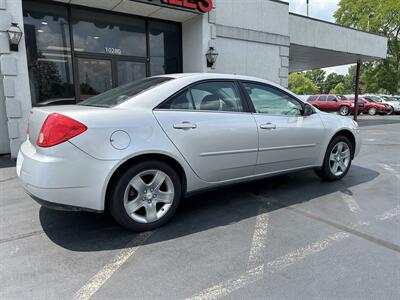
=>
[161,0,213,13]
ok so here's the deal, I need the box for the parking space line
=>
[252,193,400,253]
[247,208,269,269]
[73,231,152,300]
[185,232,349,300]
[340,192,361,213]
[376,206,400,221]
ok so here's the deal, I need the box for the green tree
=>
[304,69,326,93]
[335,0,400,94]
[331,82,346,94]
[288,73,319,95]
[324,73,345,94]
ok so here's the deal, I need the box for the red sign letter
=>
[182,0,197,9]
[198,0,213,13]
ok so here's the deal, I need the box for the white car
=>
[17,73,361,231]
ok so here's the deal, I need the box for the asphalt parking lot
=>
[1,115,399,300]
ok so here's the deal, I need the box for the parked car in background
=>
[381,96,400,114]
[347,96,387,116]
[307,94,362,116]
[363,95,395,115]
[17,73,361,231]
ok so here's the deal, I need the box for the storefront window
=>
[23,1,75,106]
[71,8,146,57]
[149,21,181,75]
[23,1,182,105]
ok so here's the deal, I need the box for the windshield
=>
[338,95,348,100]
[79,77,173,107]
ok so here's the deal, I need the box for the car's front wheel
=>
[109,160,181,231]
[368,107,377,116]
[387,106,394,115]
[315,136,353,181]
[339,106,350,116]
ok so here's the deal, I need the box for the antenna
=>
[306,0,309,17]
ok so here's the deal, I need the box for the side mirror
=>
[303,103,314,116]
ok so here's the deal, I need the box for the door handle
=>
[173,122,197,130]
[260,123,276,130]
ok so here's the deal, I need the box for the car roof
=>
[157,73,281,86]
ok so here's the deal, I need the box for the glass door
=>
[77,57,112,100]
[116,60,146,86]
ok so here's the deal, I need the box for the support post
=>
[354,60,361,121]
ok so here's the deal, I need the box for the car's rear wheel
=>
[314,136,353,181]
[109,161,181,231]
[339,106,350,116]
[387,106,394,115]
[368,107,377,116]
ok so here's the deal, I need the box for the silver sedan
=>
[17,73,361,231]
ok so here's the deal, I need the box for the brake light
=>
[36,113,87,147]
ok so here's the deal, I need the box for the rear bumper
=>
[29,193,102,213]
[17,140,118,211]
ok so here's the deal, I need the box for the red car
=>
[347,96,387,116]
[307,94,362,116]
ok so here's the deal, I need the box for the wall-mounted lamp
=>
[206,47,218,68]
[7,23,23,52]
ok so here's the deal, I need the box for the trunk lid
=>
[28,105,106,147]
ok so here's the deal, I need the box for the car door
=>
[326,95,339,112]
[153,80,258,183]
[240,81,326,174]
[317,95,328,110]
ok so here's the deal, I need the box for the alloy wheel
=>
[339,106,349,116]
[123,170,175,223]
[329,141,351,176]
[368,107,377,116]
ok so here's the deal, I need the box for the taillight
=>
[36,113,87,147]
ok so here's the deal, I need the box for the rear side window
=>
[79,77,172,107]
[159,81,244,112]
[319,96,327,101]
[307,95,317,101]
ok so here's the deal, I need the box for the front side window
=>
[327,95,337,101]
[242,83,303,116]
[159,81,244,112]
[23,0,75,106]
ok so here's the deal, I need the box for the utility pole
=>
[354,60,362,122]
[306,0,309,17]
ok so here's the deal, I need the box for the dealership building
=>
[0,0,387,157]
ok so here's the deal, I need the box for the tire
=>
[314,136,353,181]
[368,107,377,116]
[387,106,394,115]
[109,160,182,231]
[339,106,350,116]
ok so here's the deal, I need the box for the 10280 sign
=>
[105,47,122,55]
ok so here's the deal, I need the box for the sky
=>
[286,0,353,75]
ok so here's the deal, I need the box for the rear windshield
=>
[79,77,173,107]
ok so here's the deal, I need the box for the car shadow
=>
[0,155,15,169]
[357,117,400,127]
[40,165,379,252]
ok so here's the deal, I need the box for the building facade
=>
[0,0,387,157]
